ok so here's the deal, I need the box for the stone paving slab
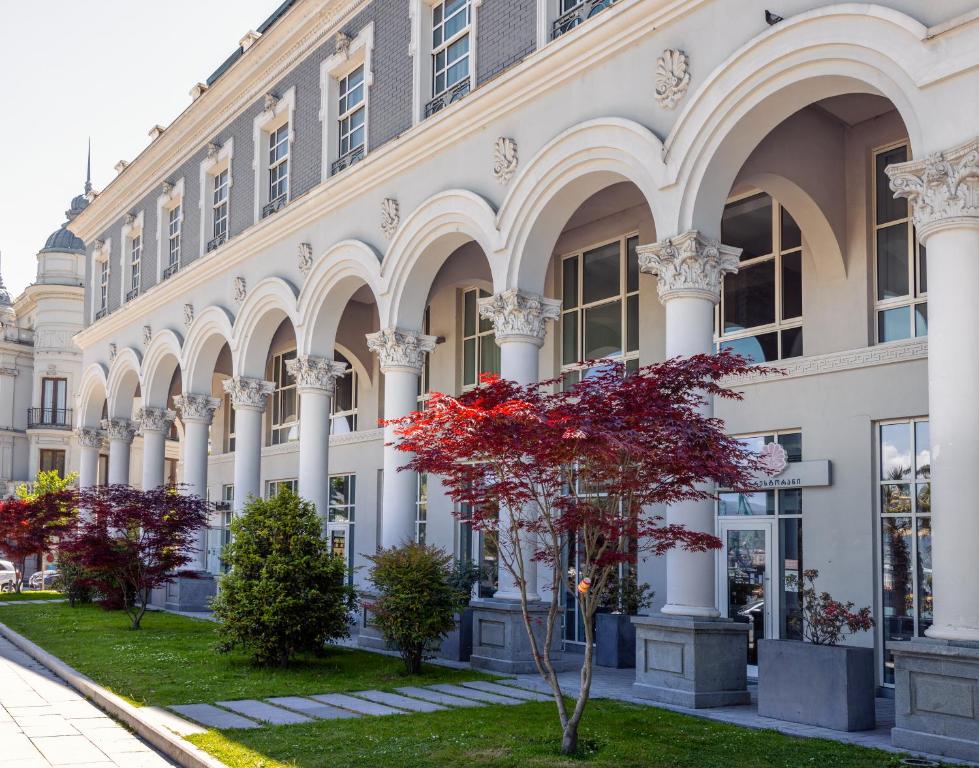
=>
[32,734,113,765]
[395,686,486,708]
[140,706,207,736]
[427,683,525,705]
[168,703,262,730]
[461,680,553,702]
[354,689,447,713]
[311,693,405,716]
[266,696,360,720]
[216,698,313,725]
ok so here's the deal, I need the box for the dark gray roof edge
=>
[206,0,300,86]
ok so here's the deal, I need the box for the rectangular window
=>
[717,192,803,362]
[461,288,500,390]
[39,450,66,477]
[418,306,432,406]
[268,123,289,204]
[331,351,358,433]
[878,418,931,685]
[266,478,298,498]
[415,474,428,544]
[223,391,236,453]
[432,0,470,97]
[166,204,181,275]
[329,474,356,583]
[97,453,108,486]
[338,65,366,161]
[127,234,141,301]
[270,350,298,445]
[98,259,109,310]
[874,142,926,342]
[40,378,67,425]
[212,169,229,240]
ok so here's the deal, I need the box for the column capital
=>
[222,377,274,411]
[75,427,105,450]
[100,418,137,444]
[135,407,176,435]
[173,393,221,425]
[887,137,979,242]
[366,328,437,375]
[637,230,741,304]
[478,289,560,347]
[286,355,348,394]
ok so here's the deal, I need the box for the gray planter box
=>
[596,613,636,668]
[438,608,474,661]
[757,639,875,731]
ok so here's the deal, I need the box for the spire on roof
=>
[85,138,92,195]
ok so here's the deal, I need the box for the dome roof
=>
[41,223,85,254]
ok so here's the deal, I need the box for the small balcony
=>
[207,233,227,253]
[28,408,72,430]
[425,80,470,118]
[261,195,287,219]
[94,307,108,320]
[552,0,617,39]
[162,262,180,280]
[125,287,139,303]
[331,146,365,177]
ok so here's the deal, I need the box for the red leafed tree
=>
[62,485,209,629]
[391,351,771,754]
[0,487,77,593]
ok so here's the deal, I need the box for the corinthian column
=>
[174,393,220,570]
[75,428,105,489]
[478,289,560,602]
[222,377,274,515]
[367,328,437,547]
[136,407,175,491]
[101,418,138,486]
[287,355,349,525]
[638,231,741,618]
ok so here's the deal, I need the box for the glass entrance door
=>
[719,520,774,666]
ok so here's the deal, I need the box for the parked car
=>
[0,560,16,592]
[29,570,60,590]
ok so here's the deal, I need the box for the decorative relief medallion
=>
[759,442,788,476]
[173,393,221,424]
[75,428,105,450]
[183,303,194,328]
[381,198,400,240]
[125,212,137,226]
[136,407,176,434]
[142,325,152,346]
[101,418,137,444]
[161,181,174,198]
[233,276,247,304]
[108,343,117,362]
[493,137,518,184]
[263,92,279,114]
[286,356,348,393]
[478,290,560,345]
[335,31,351,57]
[206,142,220,160]
[366,328,437,374]
[222,377,275,410]
[298,242,313,276]
[637,230,741,303]
[654,49,690,110]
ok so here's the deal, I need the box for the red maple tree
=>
[0,489,77,593]
[62,485,209,629]
[390,351,771,754]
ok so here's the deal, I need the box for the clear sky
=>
[0,0,279,297]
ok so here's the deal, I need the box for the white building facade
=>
[47,0,979,758]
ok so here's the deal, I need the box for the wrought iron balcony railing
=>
[162,262,180,280]
[331,146,365,176]
[552,0,617,39]
[125,287,139,303]
[207,233,227,253]
[94,307,108,320]
[425,80,471,118]
[261,195,288,219]
[28,408,72,430]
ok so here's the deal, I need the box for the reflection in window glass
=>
[331,352,357,433]
[880,422,912,481]
[722,192,772,260]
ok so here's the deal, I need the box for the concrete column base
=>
[631,615,750,708]
[469,598,575,675]
[161,573,217,612]
[891,639,979,763]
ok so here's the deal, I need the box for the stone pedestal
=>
[469,598,574,675]
[891,640,979,762]
[162,573,217,612]
[632,615,749,708]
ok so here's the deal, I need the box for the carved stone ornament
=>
[190,82,208,101]
[161,181,174,198]
[125,212,137,226]
[366,328,437,374]
[286,356,348,393]
[136,407,176,435]
[173,393,221,424]
[758,442,788,476]
[75,428,105,450]
[263,92,279,114]
[298,242,313,276]
[206,141,221,160]
[94,239,105,254]
[637,230,741,303]
[654,49,690,110]
[886,137,979,240]
[108,343,118,362]
[101,418,137,444]
[478,289,560,346]
[233,276,247,304]
[335,31,352,57]
[148,125,166,141]
[381,198,400,240]
[142,325,152,346]
[114,160,129,174]
[493,137,518,184]
[222,377,275,410]
[183,303,194,328]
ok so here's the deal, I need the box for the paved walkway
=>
[0,636,177,768]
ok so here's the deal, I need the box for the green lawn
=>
[0,590,63,602]
[190,699,908,768]
[0,603,492,706]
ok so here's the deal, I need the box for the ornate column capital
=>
[637,230,741,304]
[75,428,105,450]
[886,137,979,242]
[100,418,137,444]
[173,393,221,425]
[222,377,275,411]
[478,289,560,347]
[136,407,176,435]
[286,355,348,394]
[366,328,437,375]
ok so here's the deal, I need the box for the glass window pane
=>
[463,338,476,386]
[780,518,803,640]
[914,303,928,338]
[917,516,933,633]
[626,294,638,353]
[583,300,622,360]
[881,515,914,685]
[917,242,927,295]
[463,290,476,337]
[562,257,578,309]
[780,207,801,251]
[582,243,621,304]
[916,482,930,516]
[723,260,775,333]
[876,225,909,300]
[882,484,912,515]
[915,422,930,479]
[780,488,803,515]
[719,332,778,364]
[876,146,908,224]
[479,337,500,377]
[878,305,911,343]
[722,193,773,260]
[780,327,803,359]
[881,423,912,480]
[718,491,773,516]
[562,314,578,366]
[781,251,802,320]
[626,236,639,294]
[777,432,802,462]
[478,289,493,334]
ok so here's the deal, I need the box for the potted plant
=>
[758,569,875,731]
[439,559,483,661]
[595,570,653,668]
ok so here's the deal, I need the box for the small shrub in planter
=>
[367,543,463,674]
[595,572,653,669]
[758,569,876,731]
[212,490,357,667]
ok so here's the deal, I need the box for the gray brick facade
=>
[477,0,536,85]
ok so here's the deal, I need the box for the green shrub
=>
[367,543,463,674]
[56,551,92,607]
[211,490,356,667]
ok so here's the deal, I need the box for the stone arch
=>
[106,347,142,419]
[141,329,184,407]
[382,190,500,330]
[498,118,667,295]
[181,305,234,394]
[76,363,108,428]
[231,277,300,379]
